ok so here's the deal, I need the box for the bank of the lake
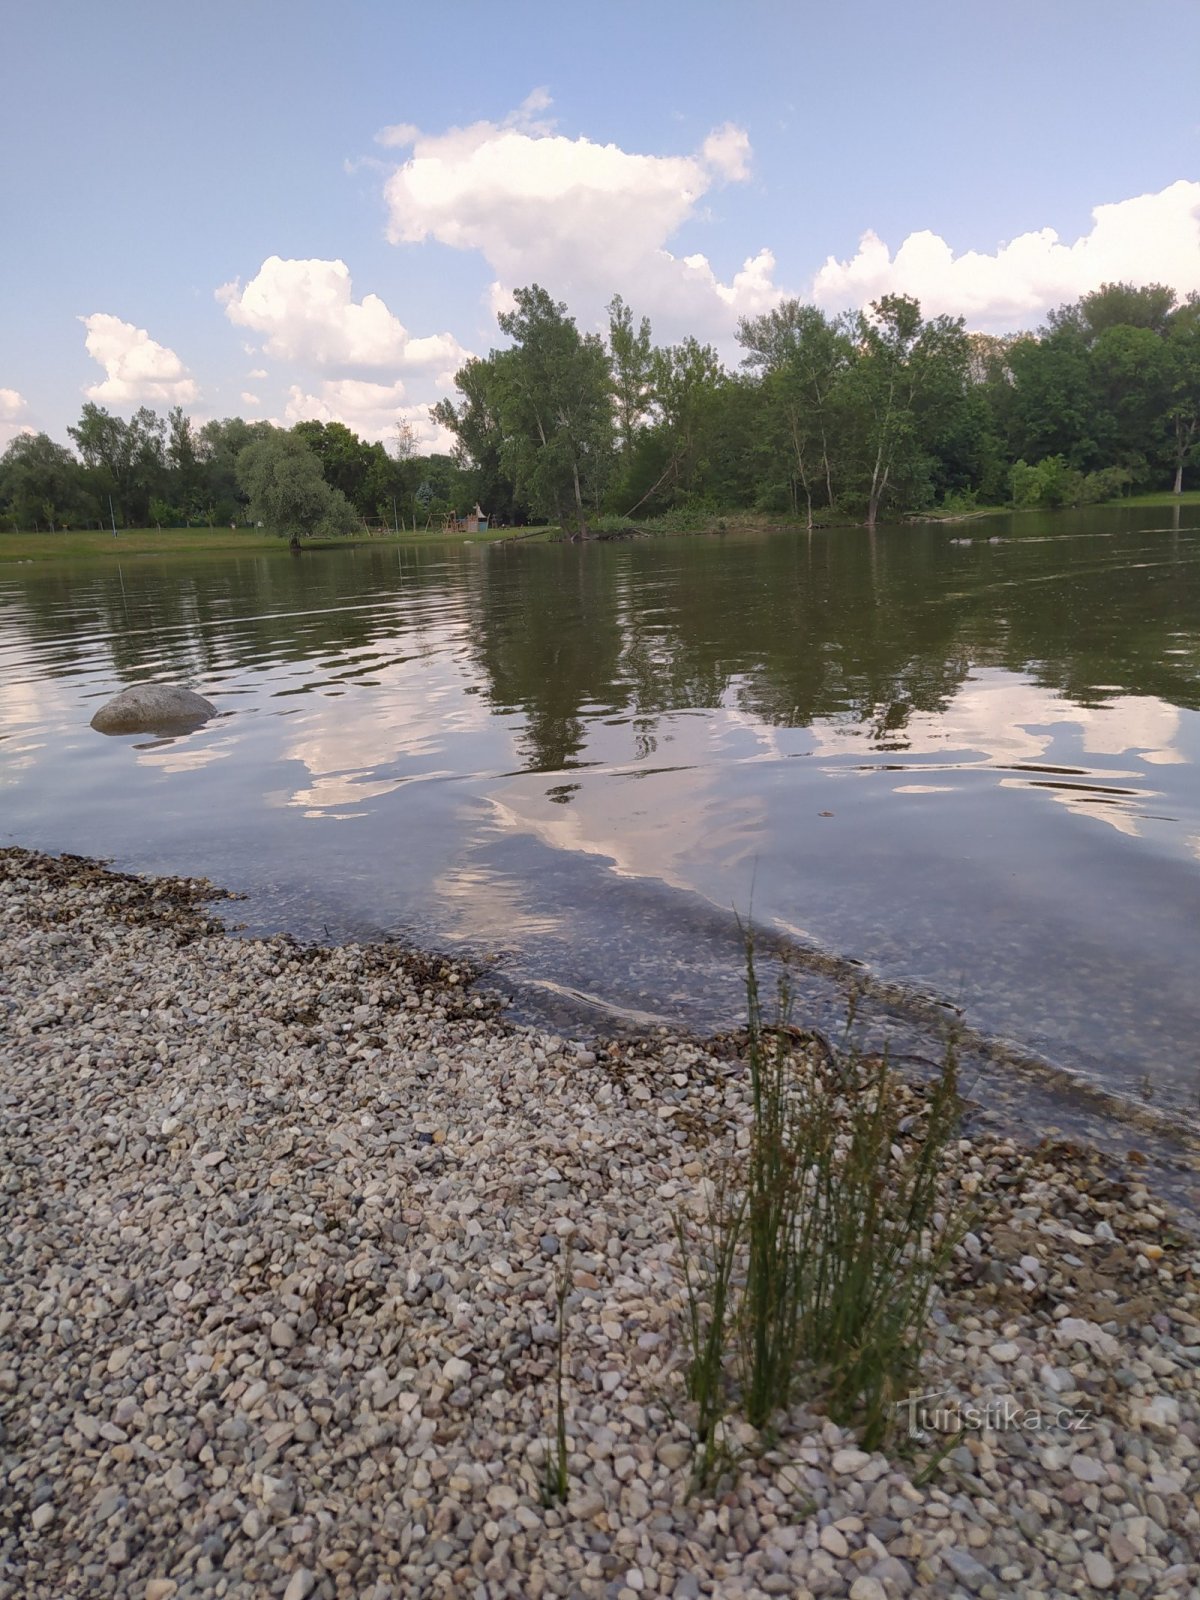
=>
[5,497,1199,564]
[0,513,816,566]
[910,491,1200,522]
[1114,490,1200,509]
[0,523,541,565]
[2,849,1197,1600]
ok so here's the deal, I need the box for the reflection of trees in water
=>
[8,517,1200,773]
[463,521,1200,775]
[466,546,630,772]
[991,544,1200,713]
[8,545,482,689]
[465,533,976,768]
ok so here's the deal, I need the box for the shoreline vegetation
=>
[1,848,1197,1597]
[3,279,1198,554]
[4,492,1200,565]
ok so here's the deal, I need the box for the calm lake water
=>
[3,507,1200,1156]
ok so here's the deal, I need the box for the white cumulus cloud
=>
[217,256,471,373]
[380,95,780,341]
[375,121,421,149]
[812,180,1200,329]
[0,388,32,450]
[80,314,198,405]
[284,379,455,452]
[701,123,752,183]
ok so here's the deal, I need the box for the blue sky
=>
[3,0,1199,451]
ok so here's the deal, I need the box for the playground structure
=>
[443,503,488,533]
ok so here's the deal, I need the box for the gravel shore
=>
[1,848,1197,1599]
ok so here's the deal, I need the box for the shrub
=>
[1009,455,1083,508]
[1078,466,1133,504]
[587,513,638,534]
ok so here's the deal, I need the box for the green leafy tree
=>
[167,406,203,519]
[196,416,273,522]
[632,337,725,513]
[1008,324,1101,470]
[236,430,358,549]
[842,296,971,527]
[67,403,167,525]
[1166,294,1200,494]
[1069,281,1178,342]
[1012,287,1183,489]
[432,353,522,523]
[1088,323,1173,479]
[407,453,471,526]
[379,419,420,530]
[356,439,403,529]
[290,420,381,511]
[739,302,852,526]
[607,294,654,466]
[148,495,178,529]
[693,373,769,512]
[490,285,614,536]
[964,334,1020,496]
[0,432,92,530]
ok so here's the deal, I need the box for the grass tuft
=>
[678,938,966,1462]
[541,1254,571,1506]
[675,1170,744,1490]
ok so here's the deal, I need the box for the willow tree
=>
[236,430,357,550]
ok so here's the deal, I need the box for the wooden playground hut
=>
[443,503,488,533]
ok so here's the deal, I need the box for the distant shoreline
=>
[0,522,540,564]
[4,494,1199,565]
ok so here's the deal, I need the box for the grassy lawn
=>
[1109,489,1200,508]
[0,523,550,564]
[913,491,1200,519]
[0,527,280,562]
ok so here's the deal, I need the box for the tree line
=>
[434,280,1200,534]
[3,278,1198,540]
[0,407,478,540]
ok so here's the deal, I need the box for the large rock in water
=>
[90,684,217,735]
